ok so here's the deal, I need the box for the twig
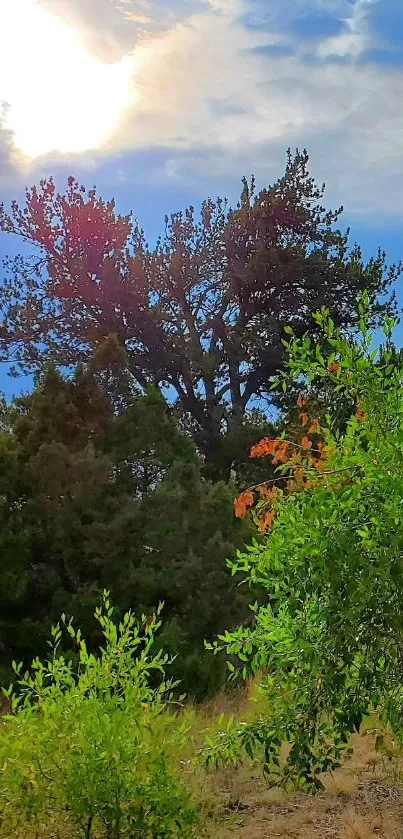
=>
[86,816,93,839]
[245,466,360,493]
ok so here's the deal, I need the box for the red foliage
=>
[308,418,320,434]
[239,393,333,528]
[258,510,276,532]
[259,486,280,502]
[234,490,255,518]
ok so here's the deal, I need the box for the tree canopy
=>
[0,150,397,479]
[0,343,252,697]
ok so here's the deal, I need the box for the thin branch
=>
[245,466,360,494]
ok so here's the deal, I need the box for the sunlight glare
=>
[0,0,136,158]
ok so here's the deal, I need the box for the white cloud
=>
[96,0,402,216]
[0,106,22,185]
[316,0,376,58]
[316,31,367,58]
[2,0,403,219]
[38,0,209,61]
[38,0,151,61]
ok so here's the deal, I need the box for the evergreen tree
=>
[0,345,252,696]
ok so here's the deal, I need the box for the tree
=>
[0,150,397,479]
[0,346,252,697]
[206,303,403,787]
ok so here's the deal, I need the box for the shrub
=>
[0,593,198,838]
[205,298,403,789]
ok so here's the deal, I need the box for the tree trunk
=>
[202,434,233,482]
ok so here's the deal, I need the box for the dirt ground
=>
[203,732,403,838]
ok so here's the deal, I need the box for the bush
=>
[205,300,403,789]
[0,593,198,838]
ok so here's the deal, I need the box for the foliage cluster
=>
[206,299,403,788]
[0,339,252,698]
[0,593,198,839]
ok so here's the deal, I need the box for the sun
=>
[0,0,136,159]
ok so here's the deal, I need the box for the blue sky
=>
[1,0,403,396]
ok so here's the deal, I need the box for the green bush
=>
[0,593,198,839]
[205,299,403,789]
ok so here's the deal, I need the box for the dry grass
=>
[186,686,403,839]
[8,683,403,838]
[339,810,401,839]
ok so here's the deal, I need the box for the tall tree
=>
[0,150,397,478]
[0,348,252,697]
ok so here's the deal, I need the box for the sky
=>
[0,0,403,396]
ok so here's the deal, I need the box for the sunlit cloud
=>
[39,0,152,63]
[0,0,137,158]
[0,0,402,218]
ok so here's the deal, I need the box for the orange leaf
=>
[300,412,309,427]
[301,436,312,450]
[297,393,308,408]
[308,418,320,434]
[329,361,341,374]
[234,490,254,518]
[250,437,278,458]
[294,467,306,487]
[272,443,289,465]
[250,437,269,458]
[259,485,280,502]
[258,510,276,532]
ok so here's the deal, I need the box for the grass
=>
[5,678,403,837]
[182,681,403,838]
